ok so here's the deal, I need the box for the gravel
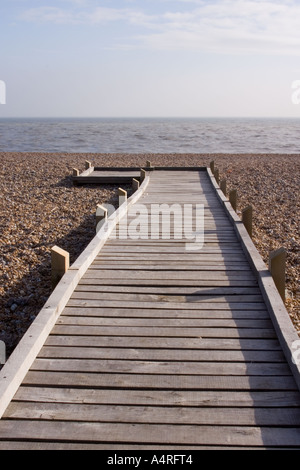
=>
[0,152,299,359]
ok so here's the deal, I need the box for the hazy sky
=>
[1,0,300,117]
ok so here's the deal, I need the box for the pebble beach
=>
[0,152,299,359]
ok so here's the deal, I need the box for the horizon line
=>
[1,115,300,120]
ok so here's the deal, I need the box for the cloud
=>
[138,0,300,55]
[20,6,82,24]
[19,1,300,55]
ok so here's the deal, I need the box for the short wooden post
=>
[214,168,220,185]
[269,247,286,302]
[51,246,69,290]
[220,179,227,196]
[210,161,215,174]
[118,187,127,207]
[0,340,5,365]
[140,169,146,182]
[242,205,253,238]
[132,178,140,191]
[72,168,79,177]
[229,189,238,212]
[85,160,92,170]
[146,160,152,168]
[96,204,108,232]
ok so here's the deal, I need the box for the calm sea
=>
[0,117,300,153]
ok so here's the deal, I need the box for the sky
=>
[1,0,300,118]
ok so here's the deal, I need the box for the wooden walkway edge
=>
[207,167,300,391]
[0,166,300,449]
[0,173,151,419]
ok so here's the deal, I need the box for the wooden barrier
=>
[72,168,79,177]
[269,247,286,302]
[132,178,140,191]
[140,169,146,182]
[220,179,227,196]
[242,205,253,238]
[210,161,215,174]
[118,188,127,207]
[214,168,220,185]
[96,204,108,232]
[85,160,92,170]
[229,189,238,212]
[51,246,69,290]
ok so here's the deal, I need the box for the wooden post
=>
[132,178,140,191]
[72,168,79,177]
[146,160,152,168]
[85,160,92,170]
[96,204,108,232]
[214,169,220,185]
[210,161,215,174]
[229,189,238,212]
[269,247,286,302]
[140,169,146,182]
[242,205,253,238]
[118,187,127,207]
[220,179,227,196]
[51,246,69,290]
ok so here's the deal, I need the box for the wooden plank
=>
[66,299,268,310]
[70,292,265,303]
[0,420,300,447]
[95,254,246,261]
[60,306,270,319]
[74,285,262,296]
[56,316,273,329]
[20,371,300,390]
[14,386,300,407]
[51,324,276,338]
[84,263,256,284]
[45,335,282,351]
[100,246,244,253]
[0,442,277,450]
[61,305,270,320]
[38,346,286,363]
[30,358,292,376]
[5,402,300,427]
[79,279,258,287]
[89,263,253,271]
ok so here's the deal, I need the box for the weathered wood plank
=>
[74,285,262,296]
[45,335,282,350]
[51,324,276,338]
[30,358,291,376]
[5,402,300,427]
[56,315,273,329]
[18,371,300,390]
[60,306,270,318]
[66,299,268,310]
[70,291,265,303]
[38,346,286,363]
[84,264,255,285]
[0,420,300,447]
[14,386,300,407]
[79,278,258,287]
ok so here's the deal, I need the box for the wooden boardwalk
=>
[0,168,300,449]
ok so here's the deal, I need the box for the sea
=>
[0,117,300,153]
